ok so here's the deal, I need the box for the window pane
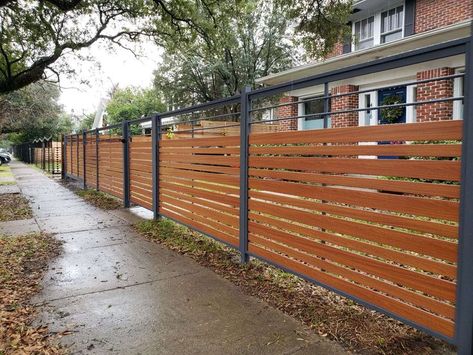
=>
[357,38,374,49]
[381,6,404,34]
[382,30,402,43]
[368,17,374,37]
[304,96,325,119]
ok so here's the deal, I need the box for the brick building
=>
[257,0,471,130]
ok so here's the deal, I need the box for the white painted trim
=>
[406,85,417,123]
[453,68,465,120]
[358,91,378,126]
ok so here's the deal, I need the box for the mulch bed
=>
[0,194,33,222]
[0,233,64,354]
[135,219,455,355]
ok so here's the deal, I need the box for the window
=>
[352,4,404,51]
[354,16,374,50]
[302,96,330,129]
[381,6,404,43]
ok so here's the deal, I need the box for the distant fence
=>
[13,137,62,174]
[63,36,473,352]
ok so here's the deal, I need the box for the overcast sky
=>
[58,39,162,117]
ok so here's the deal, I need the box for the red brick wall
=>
[326,43,344,59]
[330,85,359,128]
[277,96,298,131]
[416,67,454,122]
[415,0,472,33]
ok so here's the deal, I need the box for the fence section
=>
[60,36,473,351]
[12,137,62,174]
[247,120,461,338]
[159,135,241,248]
[97,134,123,199]
[129,135,153,210]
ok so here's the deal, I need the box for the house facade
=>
[256,0,472,131]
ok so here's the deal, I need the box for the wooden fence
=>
[64,119,461,340]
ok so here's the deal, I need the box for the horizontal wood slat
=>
[248,168,460,199]
[249,156,460,181]
[159,135,240,147]
[249,120,462,145]
[250,143,462,157]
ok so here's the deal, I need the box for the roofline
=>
[256,20,472,85]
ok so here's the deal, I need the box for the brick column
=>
[416,67,454,122]
[330,85,359,128]
[277,96,298,131]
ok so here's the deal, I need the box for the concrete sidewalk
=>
[9,161,346,354]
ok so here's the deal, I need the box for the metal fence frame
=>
[59,34,472,352]
[13,136,62,174]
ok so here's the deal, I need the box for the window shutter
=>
[342,22,352,54]
[404,0,416,36]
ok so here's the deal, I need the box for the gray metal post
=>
[152,114,161,219]
[76,133,79,175]
[323,82,330,128]
[122,121,130,208]
[239,86,251,263]
[41,141,45,170]
[62,135,66,179]
[70,134,73,175]
[95,128,99,190]
[82,130,87,188]
[455,29,473,355]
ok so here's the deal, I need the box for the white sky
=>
[58,39,162,116]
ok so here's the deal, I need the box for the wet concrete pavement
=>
[9,161,346,354]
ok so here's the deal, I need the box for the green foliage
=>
[0,0,154,93]
[380,95,404,124]
[281,0,353,59]
[0,81,72,143]
[78,113,95,131]
[105,87,165,125]
[153,0,295,105]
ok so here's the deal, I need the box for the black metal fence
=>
[13,136,62,174]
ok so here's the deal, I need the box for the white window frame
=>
[351,1,405,52]
[297,93,325,130]
[406,84,417,123]
[453,68,465,120]
[358,91,378,127]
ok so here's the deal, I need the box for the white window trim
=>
[406,84,417,123]
[352,1,405,52]
[358,90,378,127]
[453,68,465,120]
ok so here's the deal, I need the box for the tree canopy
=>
[0,0,352,94]
[153,0,295,106]
[105,87,166,126]
[0,81,73,142]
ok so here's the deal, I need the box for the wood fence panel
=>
[247,120,461,339]
[130,135,153,210]
[159,135,240,247]
[97,135,123,199]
